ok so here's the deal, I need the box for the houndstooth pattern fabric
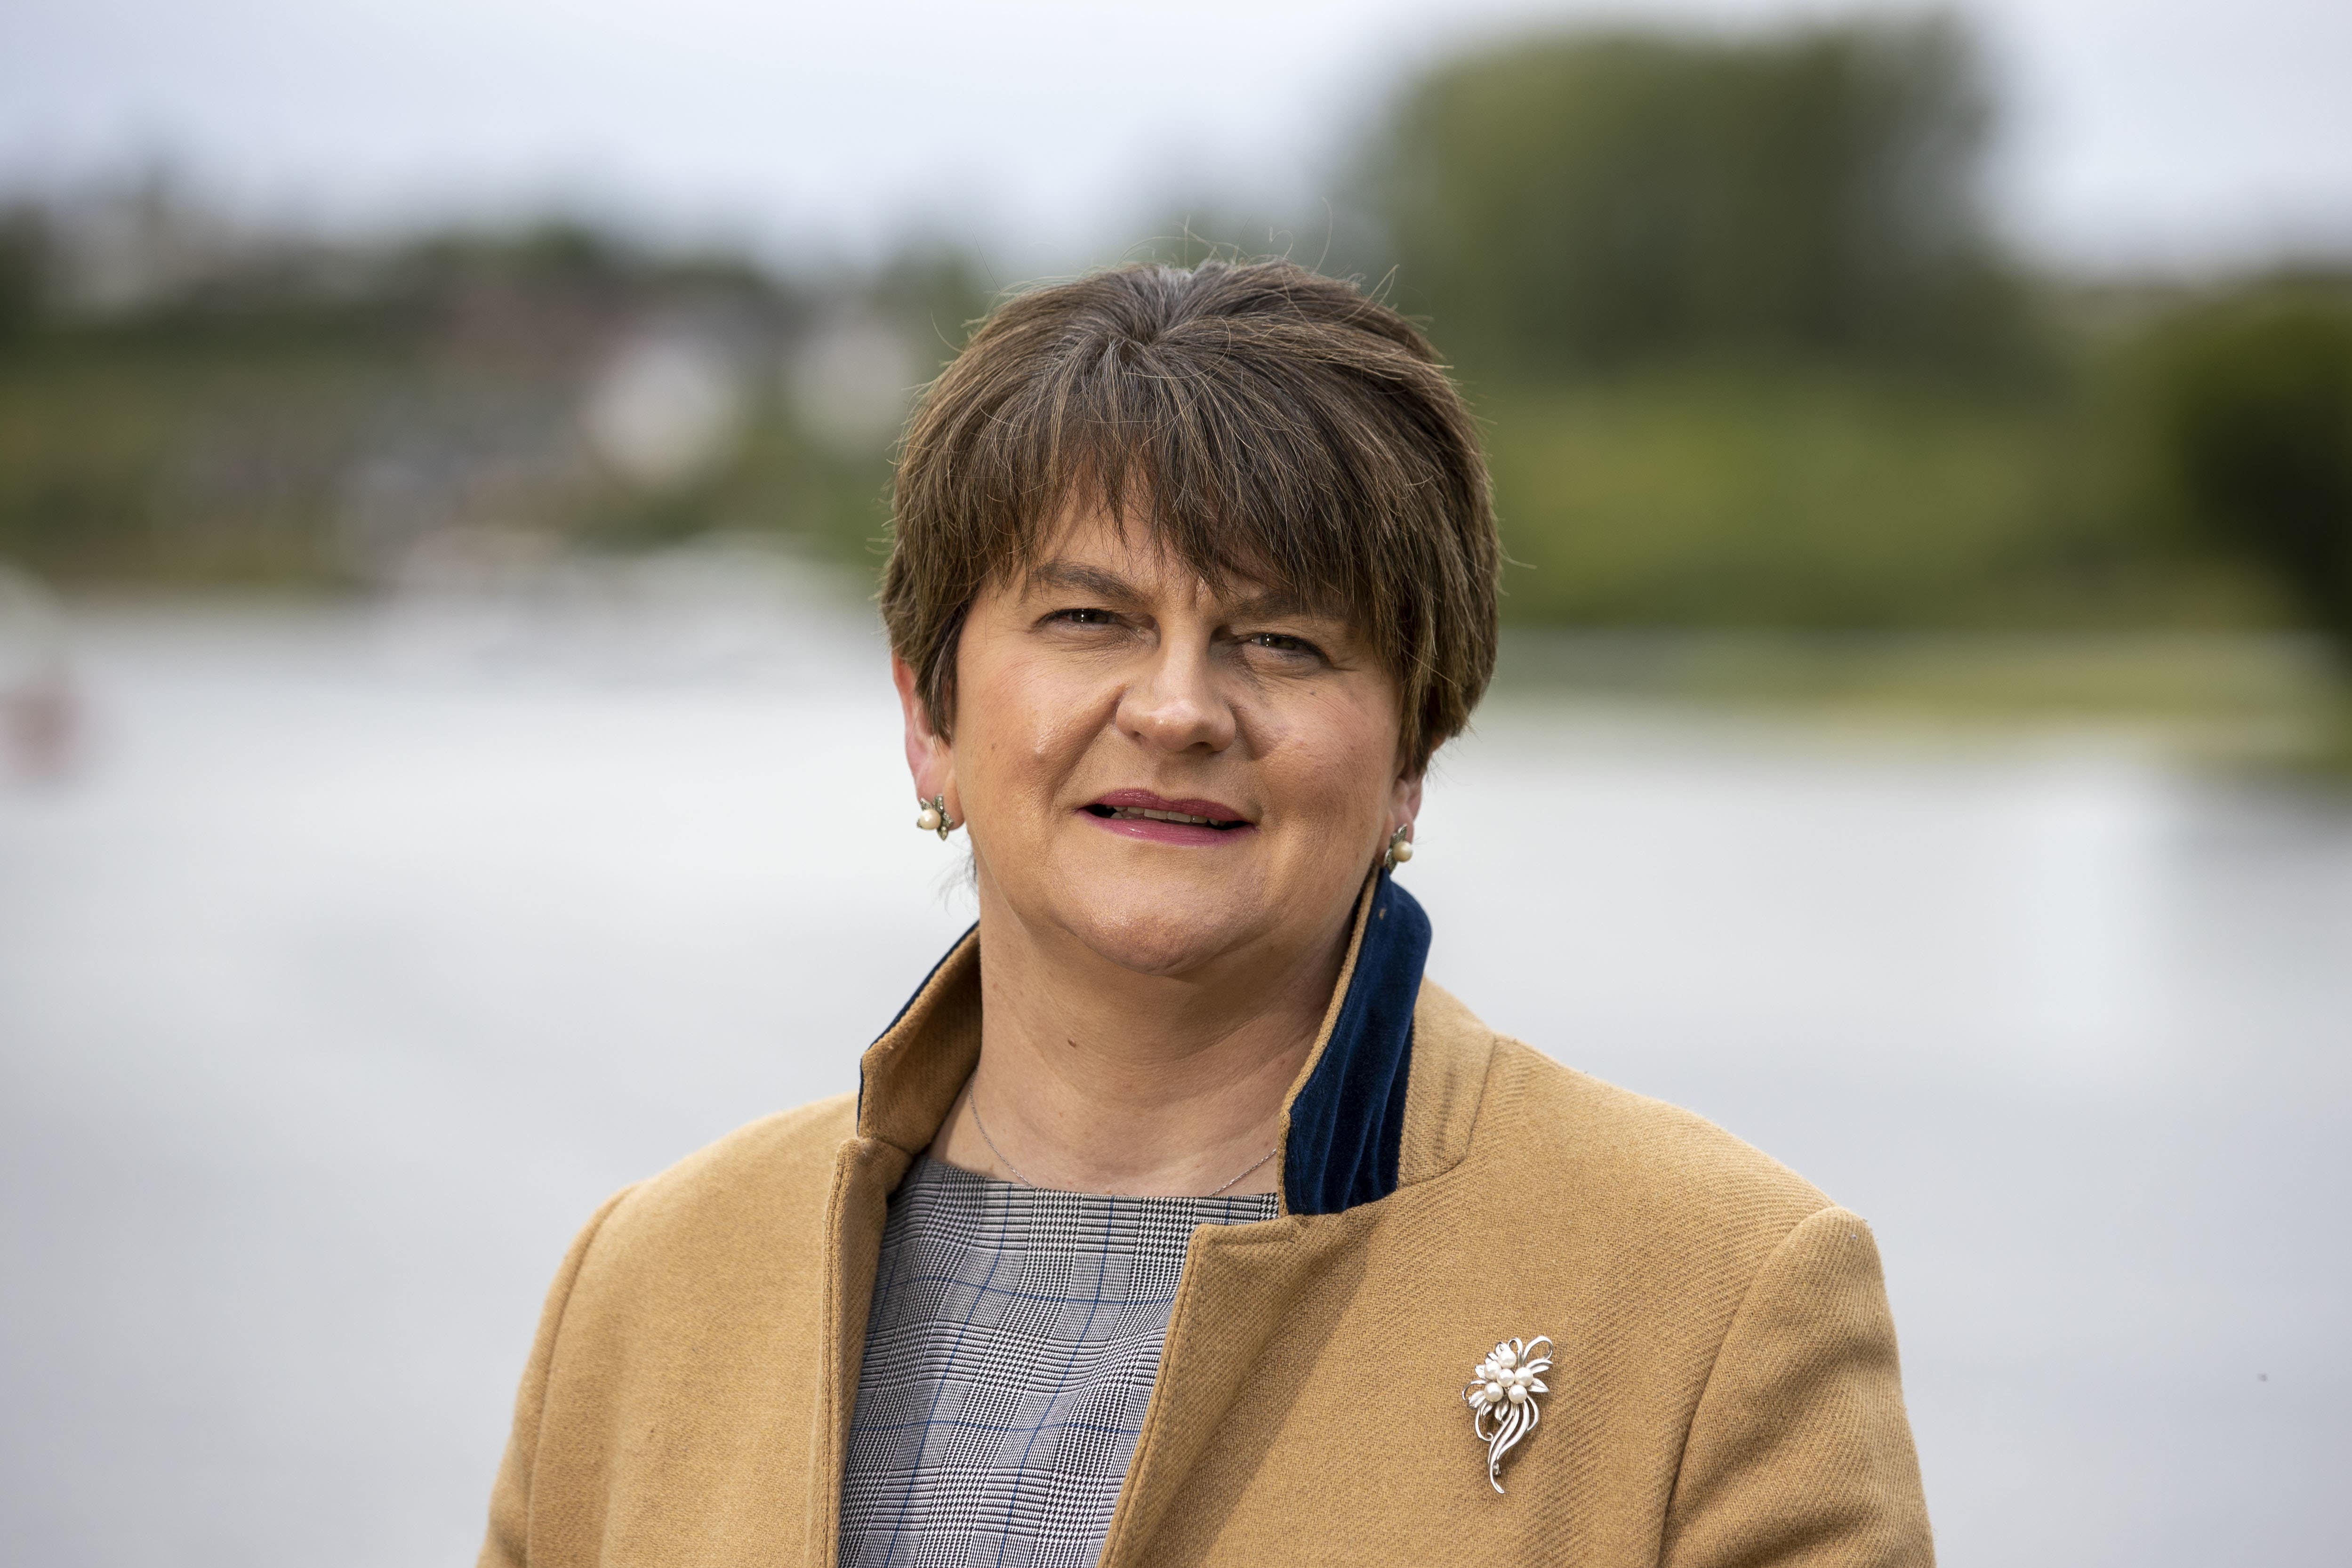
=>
[837,1157,1278,1568]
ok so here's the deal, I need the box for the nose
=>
[1116,635,1236,754]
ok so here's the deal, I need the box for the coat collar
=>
[822,876,1495,1563]
[854,870,1472,1217]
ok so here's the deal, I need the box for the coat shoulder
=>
[580,1093,858,1286]
[1464,1033,1836,1278]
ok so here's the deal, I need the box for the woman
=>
[479,261,1933,1567]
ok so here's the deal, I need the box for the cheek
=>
[960,654,1106,803]
[1259,690,1398,824]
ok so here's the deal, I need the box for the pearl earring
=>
[915,794,957,840]
[1384,824,1415,870]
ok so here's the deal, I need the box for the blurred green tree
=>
[0,207,49,346]
[1360,18,2030,376]
[2154,291,2352,653]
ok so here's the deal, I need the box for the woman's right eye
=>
[1045,607,1117,627]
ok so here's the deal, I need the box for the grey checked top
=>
[837,1157,1278,1568]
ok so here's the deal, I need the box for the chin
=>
[1060,891,1269,980]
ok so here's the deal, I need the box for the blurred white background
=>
[5,579,2347,1564]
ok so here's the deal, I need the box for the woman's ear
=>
[892,651,954,809]
[1389,770,1424,837]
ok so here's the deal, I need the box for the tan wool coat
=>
[481,876,1934,1566]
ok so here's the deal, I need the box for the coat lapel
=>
[1094,1208,1373,1568]
[803,931,984,1566]
[802,1137,909,1568]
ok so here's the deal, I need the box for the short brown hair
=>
[880,259,1499,772]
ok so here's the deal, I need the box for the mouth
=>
[1081,789,1254,844]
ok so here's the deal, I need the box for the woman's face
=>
[896,506,1418,981]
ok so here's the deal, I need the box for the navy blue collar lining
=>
[1281,872,1430,1215]
[867,874,1432,1217]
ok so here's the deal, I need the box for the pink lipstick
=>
[1081,788,1254,846]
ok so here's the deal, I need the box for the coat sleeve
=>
[477,1188,634,1568]
[1660,1206,1935,1568]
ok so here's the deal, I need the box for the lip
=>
[1092,789,1250,822]
[1080,788,1256,846]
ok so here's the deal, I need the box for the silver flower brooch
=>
[1463,1335,1553,1493]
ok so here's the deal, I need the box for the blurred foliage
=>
[0,206,48,344]
[2141,288,2352,653]
[0,13,2348,691]
[1327,16,2343,654]
[1478,367,2277,630]
[0,195,991,587]
[1361,19,2037,378]
[0,330,398,582]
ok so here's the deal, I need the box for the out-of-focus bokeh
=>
[1,3,2346,1565]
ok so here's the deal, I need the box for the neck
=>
[929,891,1362,1198]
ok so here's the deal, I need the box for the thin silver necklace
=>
[967,1088,1281,1199]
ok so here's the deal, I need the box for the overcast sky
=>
[3,0,2347,274]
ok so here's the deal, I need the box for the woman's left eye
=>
[1244,631,1324,659]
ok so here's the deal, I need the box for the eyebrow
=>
[1023,560,1330,623]
[1024,562,1139,603]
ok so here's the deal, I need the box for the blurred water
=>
[1,584,2346,1567]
